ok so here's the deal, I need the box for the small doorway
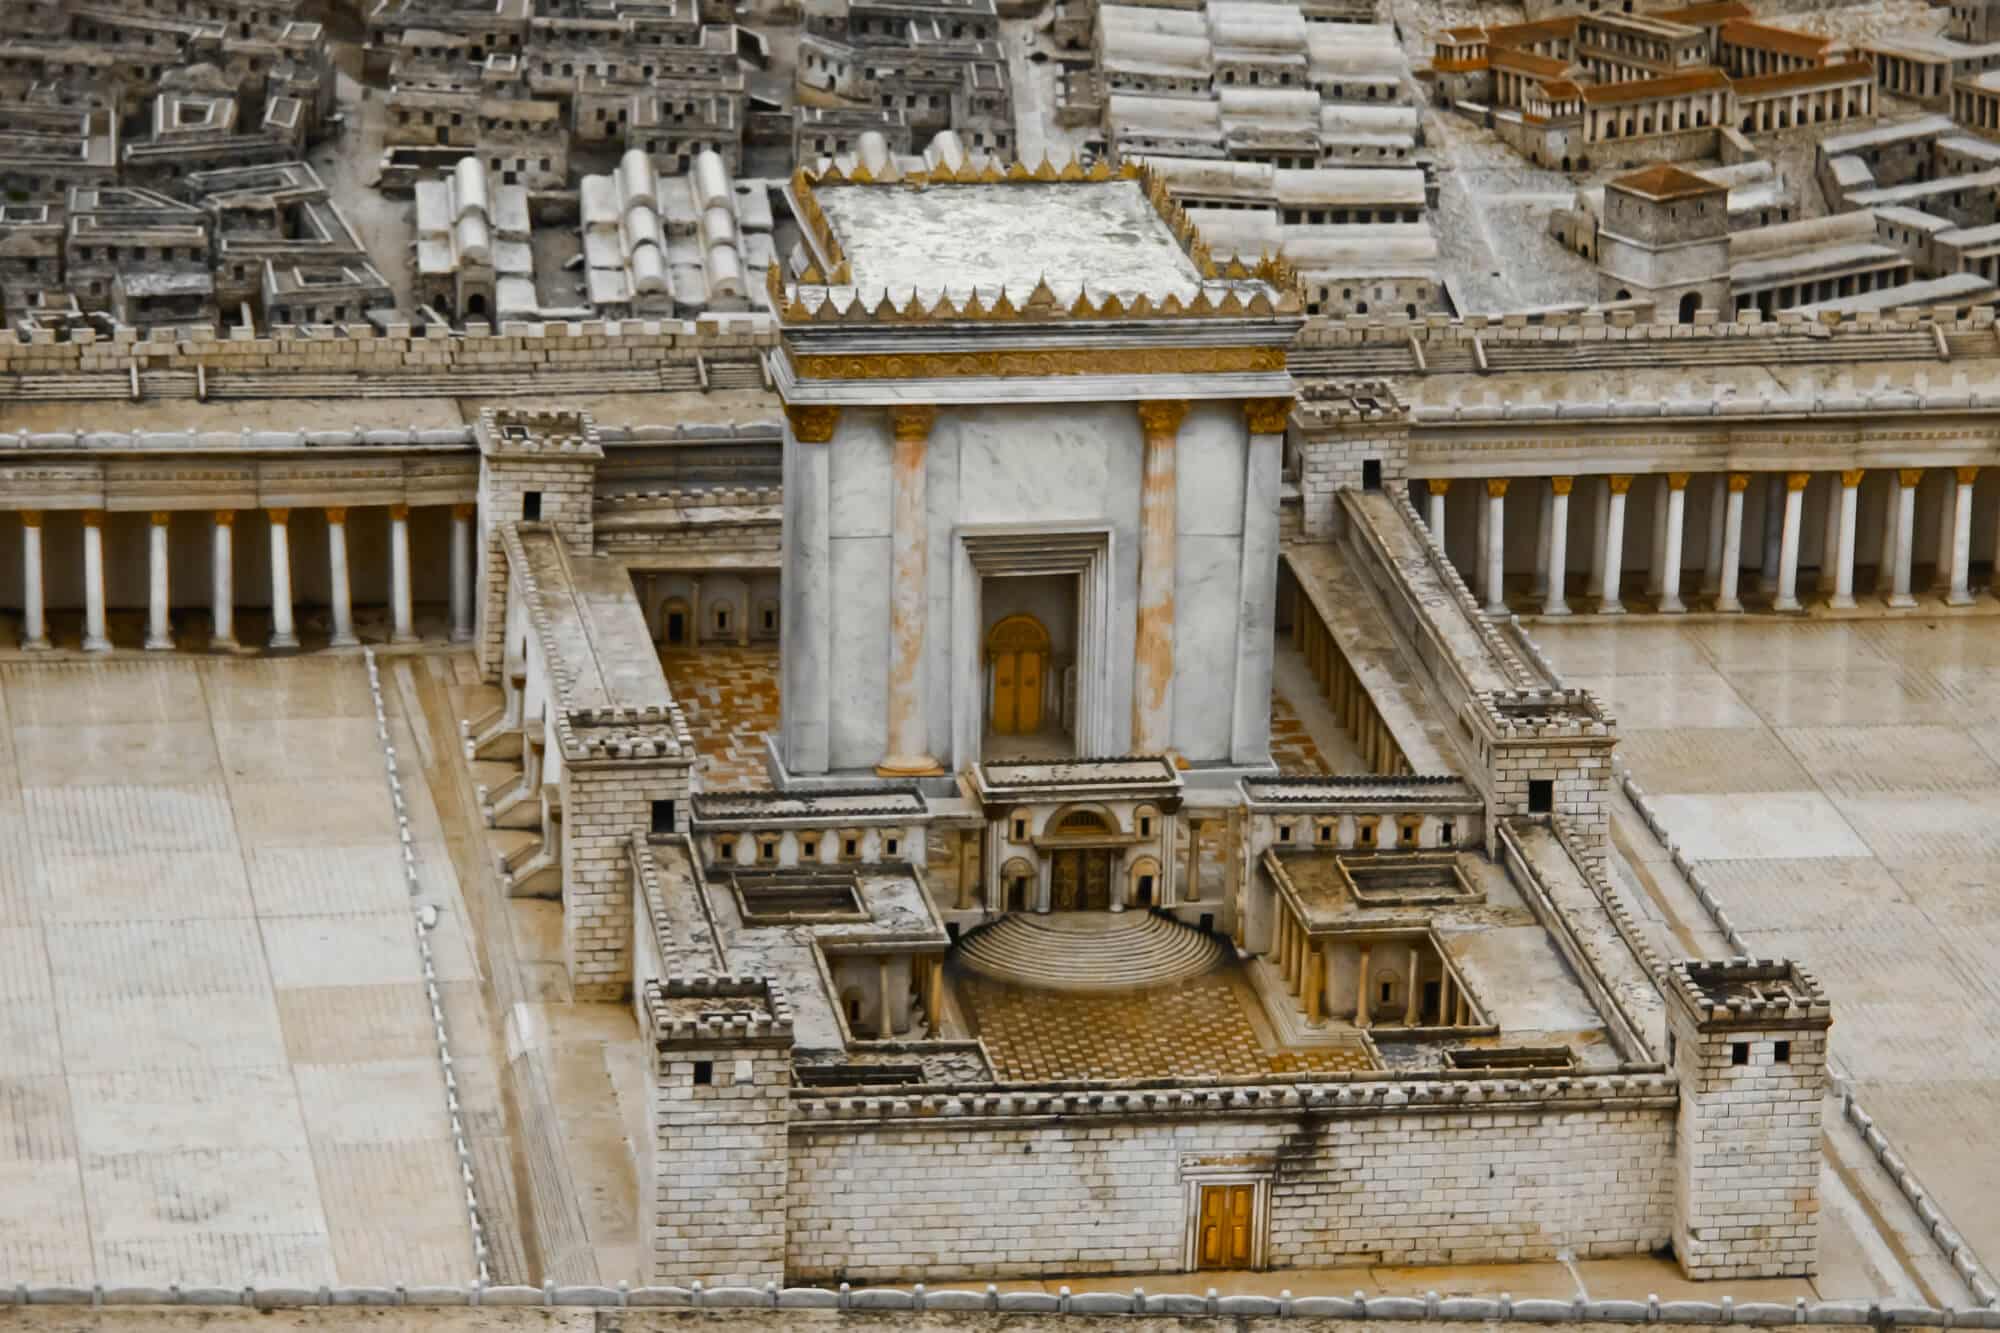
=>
[660,597,690,647]
[1196,1184,1257,1269]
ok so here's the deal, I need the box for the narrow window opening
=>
[650,799,676,834]
[1528,779,1555,814]
[1362,458,1384,490]
[1774,1040,1791,1063]
[522,490,543,520]
[691,1061,713,1085]
[1731,1042,1749,1066]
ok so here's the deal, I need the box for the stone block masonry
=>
[784,1082,1676,1282]
[562,758,693,1002]
[475,409,603,680]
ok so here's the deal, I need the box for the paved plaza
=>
[1533,615,2000,1272]
[0,657,479,1286]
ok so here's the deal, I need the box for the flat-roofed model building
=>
[1595,164,1729,320]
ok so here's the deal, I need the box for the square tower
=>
[769,160,1303,784]
[474,406,603,677]
[1597,165,1730,322]
[1664,958,1831,1280]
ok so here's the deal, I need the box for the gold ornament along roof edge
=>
[772,155,1308,326]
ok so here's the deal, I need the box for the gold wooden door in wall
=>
[1197,1184,1256,1269]
[987,614,1050,735]
[1081,850,1112,910]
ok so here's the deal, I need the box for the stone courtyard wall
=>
[784,1081,1676,1282]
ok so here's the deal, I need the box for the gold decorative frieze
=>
[791,346,1286,382]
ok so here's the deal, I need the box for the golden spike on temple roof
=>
[979,159,1005,183]
[799,260,825,285]
[1127,293,1153,318]
[1217,289,1246,315]
[988,287,1019,319]
[1247,290,1275,316]
[1119,160,1143,179]
[1188,290,1216,315]
[784,293,815,322]
[1058,157,1085,181]
[1024,274,1060,314]
[1225,255,1251,281]
[1097,291,1125,318]
[849,162,874,184]
[1034,155,1058,181]
[1068,289,1098,318]
[1087,157,1113,181]
[820,162,848,186]
[1006,159,1034,181]
[1160,292,1185,316]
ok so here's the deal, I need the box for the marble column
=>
[145,511,173,651]
[1832,471,1861,610]
[268,508,298,650]
[1647,478,1669,600]
[878,404,942,777]
[1818,477,1841,597]
[1472,485,1489,601]
[449,502,475,643]
[1775,472,1809,612]
[1132,399,1187,757]
[81,510,109,653]
[20,511,48,650]
[1758,473,1785,594]
[1949,466,1978,606]
[1935,471,1959,592]
[389,503,416,643]
[1702,473,1728,596]
[1543,476,1572,616]
[1877,474,1900,595]
[1483,478,1508,613]
[1587,476,1611,599]
[211,511,238,650]
[1660,473,1689,613]
[1535,480,1553,599]
[1404,946,1422,1026]
[1599,475,1631,614]
[1717,473,1747,613]
[326,507,357,647]
[1889,469,1920,608]
[1426,477,1449,548]
[1353,942,1372,1029]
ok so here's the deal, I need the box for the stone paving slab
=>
[1536,617,2000,1275]
[0,658,476,1286]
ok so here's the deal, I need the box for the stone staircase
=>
[952,911,1227,992]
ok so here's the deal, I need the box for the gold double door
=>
[1049,849,1112,911]
[1196,1184,1256,1269]
[988,614,1048,735]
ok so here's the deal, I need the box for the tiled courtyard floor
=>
[1533,615,2000,1271]
[0,657,478,1285]
[660,643,1334,783]
[953,962,1374,1083]
[658,646,779,791]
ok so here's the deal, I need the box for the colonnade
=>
[1426,467,1990,613]
[1272,917,1469,1030]
[1290,593,1411,775]
[13,504,477,651]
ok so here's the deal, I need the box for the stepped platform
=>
[952,911,1227,993]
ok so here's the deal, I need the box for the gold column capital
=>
[1485,478,1510,498]
[1785,472,1811,492]
[1898,467,1925,488]
[785,404,841,444]
[214,510,236,526]
[389,502,411,521]
[150,510,172,525]
[268,507,290,524]
[889,404,937,443]
[325,506,348,524]
[80,509,104,527]
[452,501,477,521]
[19,509,42,528]
[1550,475,1574,496]
[1242,397,1291,435]
[1726,473,1750,493]
[1667,472,1691,490]
[1607,474,1634,495]
[1840,469,1865,488]
[1957,465,1980,485]
[1426,477,1452,496]
[1136,398,1189,439]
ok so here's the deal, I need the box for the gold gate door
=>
[1197,1184,1256,1269]
[986,614,1049,735]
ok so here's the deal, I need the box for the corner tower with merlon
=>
[1664,958,1832,1280]
[767,158,1304,785]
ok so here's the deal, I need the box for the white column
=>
[878,404,942,777]
[1889,468,1919,608]
[1535,480,1553,600]
[1718,473,1747,613]
[1543,477,1572,616]
[211,511,237,650]
[79,511,111,652]
[1877,474,1900,595]
[1774,472,1808,611]
[1599,475,1630,614]
[268,508,298,649]
[1818,476,1841,596]
[1701,473,1727,596]
[1949,466,1978,606]
[1587,476,1610,599]
[1132,400,1187,756]
[1832,470,1860,610]
[20,511,48,650]
[1758,473,1785,594]
[1426,478,1449,549]
[389,503,416,643]
[1472,484,1489,601]
[1660,473,1689,613]
[145,511,173,651]
[1647,477,1668,599]
[1935,470,1959,592]
[1484,478,1509,613]
[450,502,475,643]
[326,506,357,647]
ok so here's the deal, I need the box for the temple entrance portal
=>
[1050,848,1114,910]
